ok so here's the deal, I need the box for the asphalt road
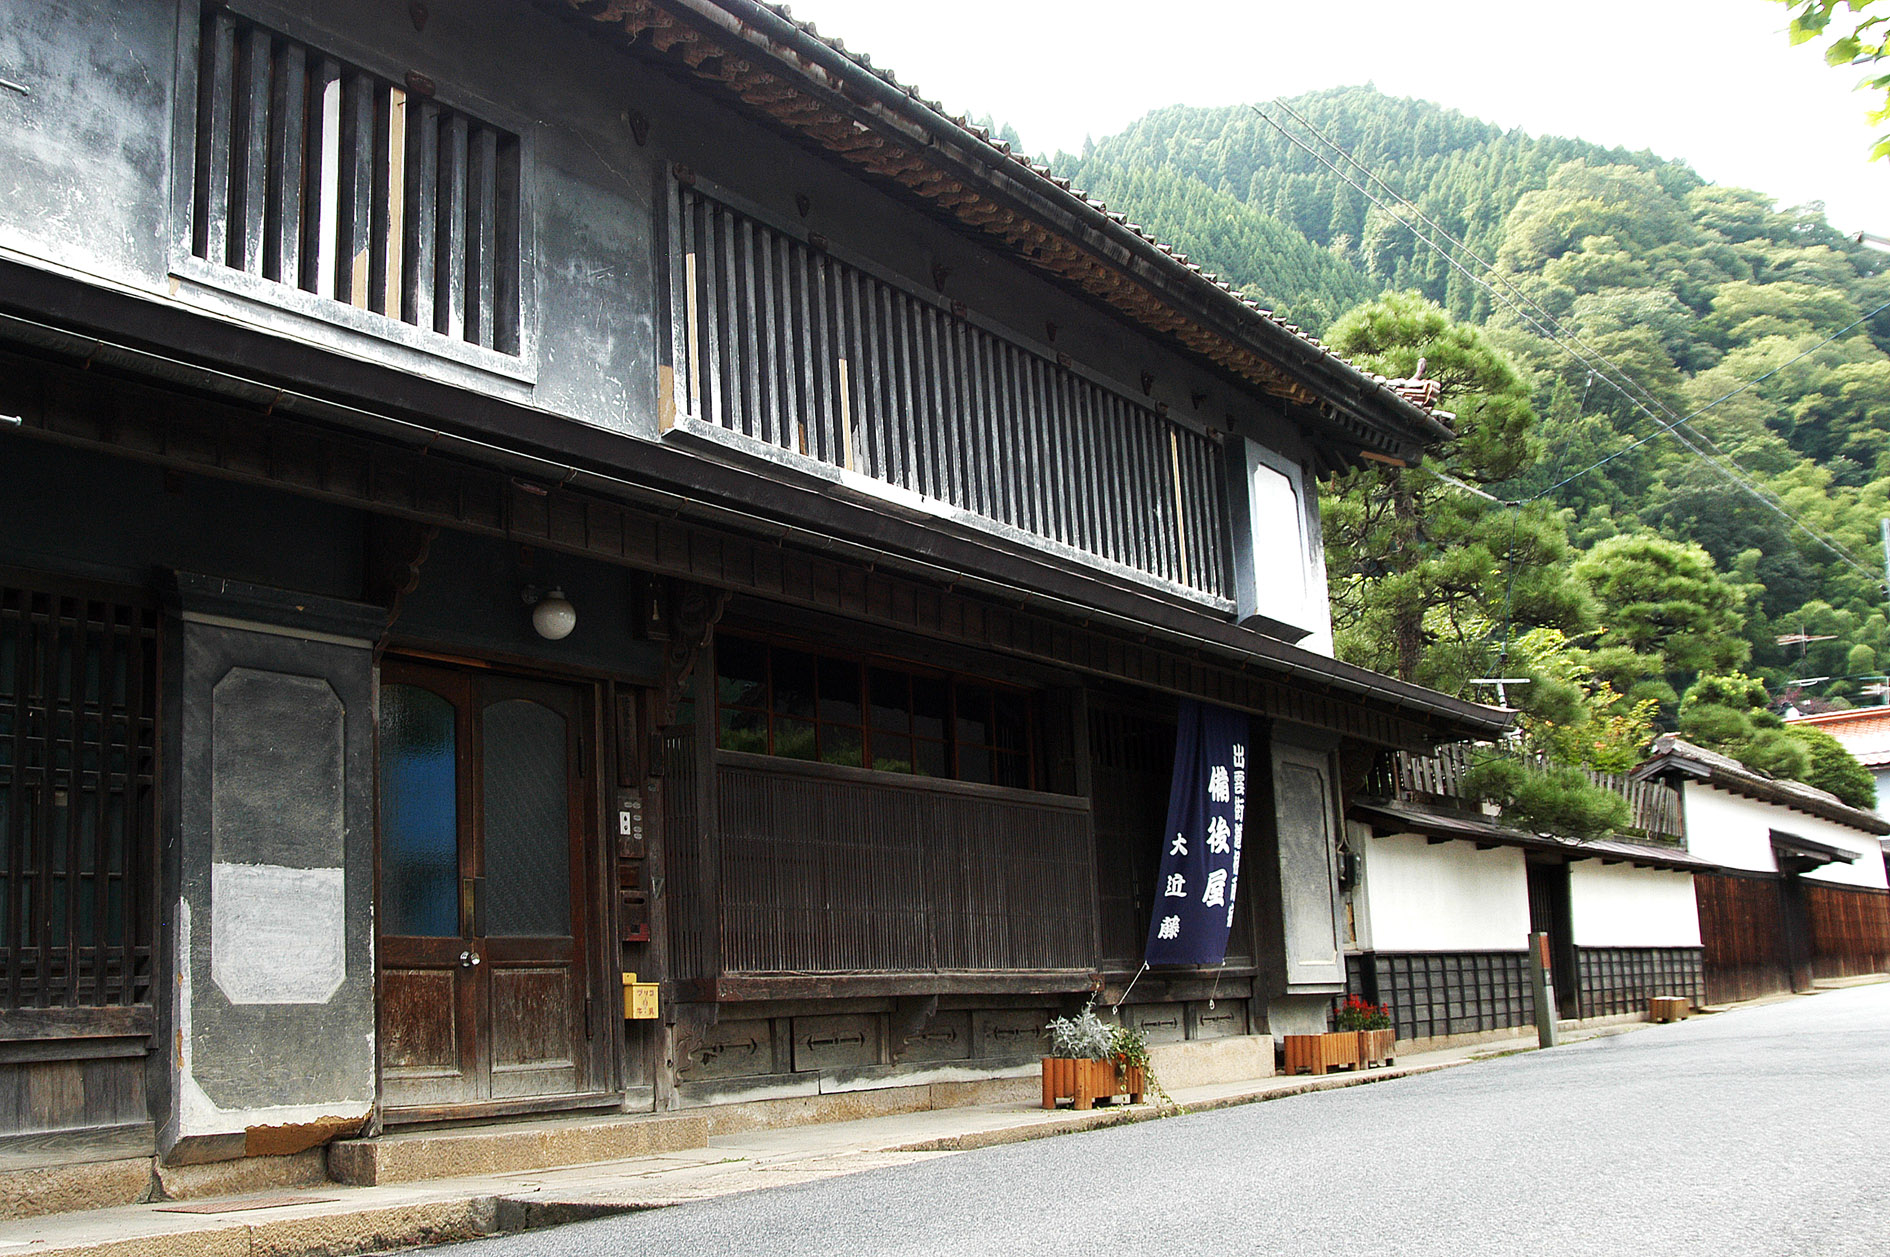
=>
[452,985,1890,1257]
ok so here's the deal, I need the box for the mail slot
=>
[618,889,651,943]
[622,972,659,1020]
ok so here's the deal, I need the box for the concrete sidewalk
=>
[0,1021,1657,1257]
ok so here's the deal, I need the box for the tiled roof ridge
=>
[1638,733,1890,834]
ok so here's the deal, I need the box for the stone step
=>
[327,1110,709,1186]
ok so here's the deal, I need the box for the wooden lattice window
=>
[191,7,522,354]
[668,183,1231,602]
[715,635,1037,789]
[0,577,158,1010]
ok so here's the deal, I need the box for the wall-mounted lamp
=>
[523,585,577,640]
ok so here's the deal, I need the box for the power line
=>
[1251,101,1887,589]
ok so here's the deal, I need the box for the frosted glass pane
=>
[482,699,570,938]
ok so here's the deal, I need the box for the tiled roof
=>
[1349,800,1720,872]
[1786,708,1890,768]
[557,0,1451,463]
[1632,734,1890,835]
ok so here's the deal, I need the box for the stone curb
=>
[1,1047,1569,1257]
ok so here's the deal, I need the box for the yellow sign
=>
[622,972,659,1020]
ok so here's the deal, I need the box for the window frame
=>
[713,633,1039,790]
[166,0,540,385]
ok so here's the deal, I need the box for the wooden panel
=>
[1806,882,1890,978]
[971,1008,1050,1059]
[489,967,578,1099]
[676,1017,771,1082]
[897,1011,971,1063]
[379,969,458,1073]
[0,578,158,1014]
[1125,1003,1185,1045]
[1190,1001,1247,1039]
[1349,951,1533,1042]
[715,757,1094,975]
[790,1013,880,1072]
[674,184,1230,601]
[1694,872,1791,1004]
[1574,947,1705,1018]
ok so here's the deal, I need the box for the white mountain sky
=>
[777,0,1887,234]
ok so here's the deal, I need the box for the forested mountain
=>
[1050,87,1890,731]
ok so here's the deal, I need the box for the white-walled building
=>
[1633,735,1890,1001]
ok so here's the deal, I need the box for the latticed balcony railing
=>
[1365,743,1684,846]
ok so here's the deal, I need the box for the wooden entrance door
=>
[1525,860,1579,1020]
[376,660,601,1117]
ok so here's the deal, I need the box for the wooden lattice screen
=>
[669,184,1231,601]
[192,6,522,353]
[0,576,158,1011]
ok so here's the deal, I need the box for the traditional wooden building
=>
[0,0,1503,1195]
[1346,745,1714,1044]
[1633,735,1890,1002]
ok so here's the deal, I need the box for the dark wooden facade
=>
[0,0,1506,1185]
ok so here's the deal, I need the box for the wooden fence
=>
[1368,743,1684,845]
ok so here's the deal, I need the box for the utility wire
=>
[1251,101,1887,588]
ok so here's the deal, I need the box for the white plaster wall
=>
[1361,832,1531,952]
[1681,784,1889,889]
[1568,863,1701,948]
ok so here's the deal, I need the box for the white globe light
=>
[531,588,577,640]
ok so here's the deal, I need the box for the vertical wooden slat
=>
[466,125,498,347]
[402,99,440,329]
[227,27,272,275]
[718,207,745,435]
[434,113,468,339]
[263,40,306,285]
[755,228,782,447]
[337,71,375,307]
[492,136,521,354]
[738,218,766,439]
[368,85,394,316]
[192,12,238,264]
[305,59,343,299]
[378,87,407,317]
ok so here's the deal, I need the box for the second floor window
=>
[190,6,521,355]
[714,635,1036,789]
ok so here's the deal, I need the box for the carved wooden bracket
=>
[656,580,730,726]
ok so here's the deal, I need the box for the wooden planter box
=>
[1041,1057,1146,1109]
[1648,996,1691,1023]
[1356,1028,1395,1067]
[1282,1031,1359,1075]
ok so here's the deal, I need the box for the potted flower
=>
[1041,1005,1154,1110]
[1336,994,1395,1067]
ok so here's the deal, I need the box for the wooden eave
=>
[547,0,1447,467]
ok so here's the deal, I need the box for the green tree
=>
[1786,725,1879,808]
[1775,0,1890,159]
[1572,534,1750,708]
[1320,293,1587,690]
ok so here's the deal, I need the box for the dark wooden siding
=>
[1695,872,1790,1004]
[671,184,1230,602]
[661,725,710,983]
[713,753,1094,975]
[1348,951,1533,1042]
[1806,882,1890,980]
[1575,947,1704,1017]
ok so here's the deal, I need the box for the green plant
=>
[1044,1005,1115,1061]
[1043,1005,1178,1111]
